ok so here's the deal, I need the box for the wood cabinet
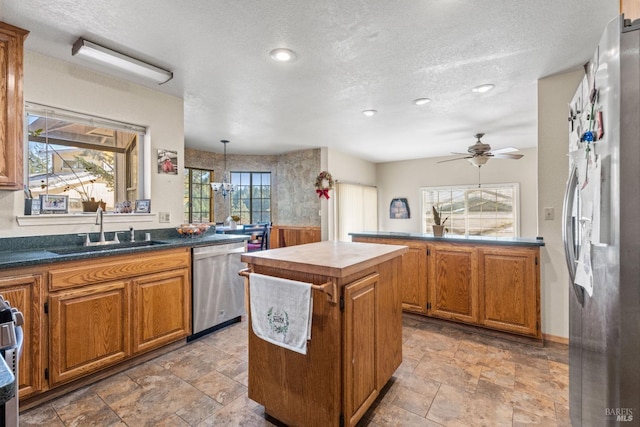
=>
[242,241,406,427]
[0,22,29,190]
[0,271,43,398]
[478,246,539,336]
[351,235,541,339]
[49,281,130,386]
[428,243,478,324]
[132,269,190,354]
[47,248,191,386]
[269,225,321,249]
[343,273,379,426]
[352,237,427,314]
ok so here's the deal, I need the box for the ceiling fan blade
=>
[491,153,524,159]
[437,156,472,163]
[492,147,520,154]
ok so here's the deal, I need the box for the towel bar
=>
[239,268,338,304]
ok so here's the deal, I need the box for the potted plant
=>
[431,206,448,237]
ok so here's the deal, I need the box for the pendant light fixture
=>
[211,140,235,199]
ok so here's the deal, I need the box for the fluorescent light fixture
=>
[472,84,495,93]
[270,48,297,62]
[72,38,173,84]
[362,109,377,117]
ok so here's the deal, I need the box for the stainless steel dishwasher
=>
[189,241,246,341]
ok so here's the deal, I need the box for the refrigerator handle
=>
[562,165,585,304]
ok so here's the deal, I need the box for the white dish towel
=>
[249,273,313,355]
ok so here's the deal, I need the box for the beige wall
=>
[0,51,184,237]
[326,148,377,240]
[375,148,538,237]
[537,68,584,339]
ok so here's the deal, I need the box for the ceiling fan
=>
[438,133,524,167]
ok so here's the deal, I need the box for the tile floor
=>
[20,315,570,426]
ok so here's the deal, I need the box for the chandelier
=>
[211,140,235,199]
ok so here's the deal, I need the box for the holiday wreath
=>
[314,171,334,199]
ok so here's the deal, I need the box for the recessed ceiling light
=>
[413,98,431,105]
[472,84,495,93]
[362,110,377,117]
[269,48,296,62]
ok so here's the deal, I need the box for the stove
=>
[0,296,23,427]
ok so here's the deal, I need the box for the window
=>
[184,167,213,223]
[335,183,378,241]
[230,172,271,224]
[26,103,145,213]
[421,183,519,237]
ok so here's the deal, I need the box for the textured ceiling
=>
[2,0,619,163]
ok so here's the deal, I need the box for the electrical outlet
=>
[544,207,554,220]
[159,212,170,223]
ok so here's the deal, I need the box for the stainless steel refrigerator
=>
[563,15,640,426]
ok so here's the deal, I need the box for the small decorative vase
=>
[82,198,106,212]
[225,216,237,229]
[432,225,445,237]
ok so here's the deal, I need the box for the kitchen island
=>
[240,241,407,427]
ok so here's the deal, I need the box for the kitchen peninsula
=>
[351,232,545,341]
[240,241,407,427]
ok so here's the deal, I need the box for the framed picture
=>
[39,194,68,214]
[389,198,410,219]
[157,149,178,174]
[135,199,151,213]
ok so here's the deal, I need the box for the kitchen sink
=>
[49,240,169,255]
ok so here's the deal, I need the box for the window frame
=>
[230,171,271,224]
[419,183,520,237]
[184,167,213,223]
[25,102,147,213]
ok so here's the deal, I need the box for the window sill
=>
[16,213,156,227]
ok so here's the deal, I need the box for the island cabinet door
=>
[49,281,130,386]
[428,243,478,323]
[343,273,379,427]
[478,247,540,337]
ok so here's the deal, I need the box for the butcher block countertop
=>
[240,240,408,278]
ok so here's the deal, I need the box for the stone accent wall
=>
[184,147,320,226]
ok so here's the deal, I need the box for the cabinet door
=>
[399,243,428,314]
[343,273,379,427]
[428,243,478,323]
[351,237,428,314]
[131,268,190,354]
[0,23,29,190]
[479,247,540,337]
[49,282,130,386]
[0,273,42,398]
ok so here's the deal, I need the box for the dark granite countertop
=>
[0,228,249,269]
[349,231,545,247]
[0,357,15,405]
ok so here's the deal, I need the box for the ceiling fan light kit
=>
[438,132,524,167]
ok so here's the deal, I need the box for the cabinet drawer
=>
[49,248,190,291]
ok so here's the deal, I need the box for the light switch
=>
[159,212,170,223]
[544,207,554,220]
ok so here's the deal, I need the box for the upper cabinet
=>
[622,0,640,21]
[0,22,29,191]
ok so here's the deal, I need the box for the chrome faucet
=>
[96,206,106,243]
